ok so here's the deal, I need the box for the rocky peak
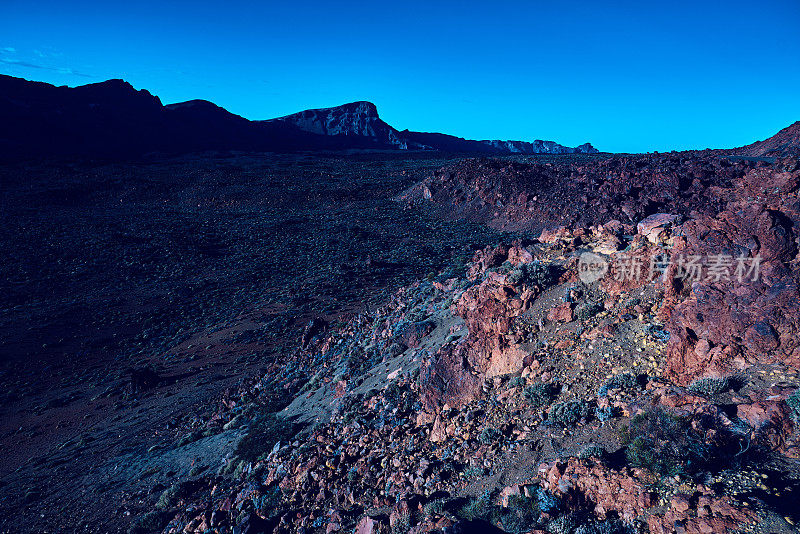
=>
[266,100,407,146]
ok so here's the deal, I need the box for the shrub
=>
[547,512,581,534]
[787,389,800,422]
[623,407,709,476]
[536,487,560,515]
[578,444,606,460]
[548,400,592,425]
[526,261,557,289]
[575,300,604,320]
[574,519,635,534]
[422,498,447,518]
[499,494,540,534]
[479,426,503,445]
[524,382,558,408]
[234,413,297,462]
[687,376,737,396]
[595,406,616,422]
[128,511,164,534]
[457,490,499,521]
[156,482,188,510]
[597,373,639,397]
[507,376,526,388]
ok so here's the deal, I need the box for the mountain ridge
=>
[0,75,598,159]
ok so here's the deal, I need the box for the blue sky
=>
[1,0,798,153]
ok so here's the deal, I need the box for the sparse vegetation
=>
[597,373,640,397]
[524,382,558,408]
[234,413,297,462]
[457,490,499,521]
[623,408,700,476]
[788,389,800,422]
[548,400,592,425]
[687,376,737,396]
[128,511,165,534]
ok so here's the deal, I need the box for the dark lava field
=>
[0,152,521,533]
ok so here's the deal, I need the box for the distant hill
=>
[729,121,800,158]
[0,75,602,159]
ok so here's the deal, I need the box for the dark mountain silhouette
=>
[0,74,598,159]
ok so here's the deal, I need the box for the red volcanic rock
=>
[539,459,652,522]
[732,122,800,158]
[539,458,754,534]
[507,243,534,265]
[661,160,800,384]
[637,213,679,244]
[418,341,480,414]
[402,154,755,233]
[354,516,383,534]
[737,390,796,452]
[547,303,574,323]
[467,244,508,280]
[539,226,572,244]
[395,320,436,348]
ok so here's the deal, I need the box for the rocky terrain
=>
[731,121,800,158]
[0,151,515,533]
[4,74,800,534]
[65,150,797,534]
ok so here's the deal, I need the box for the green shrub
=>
[422,498,447,518]
[687,376,735,396]
[479,426,503,444]
[128,511,164,534]
[499,494,540,534]
[507,376,526,388]
[155,482,190,510]
[623,407,708,476]
[575,301,604,320]
[597,373,639,397]
[457,490,499,522]
[787,389,800,422]
[548,400,592,426]
[524,382,558,408]
[574,519,634,534]
[234,413,297,462]
[547,512,581,534]
[578,444,606,460]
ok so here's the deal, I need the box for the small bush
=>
[128,511,164,534]
[787,389,800,422]
[235,413,297,462]
[575,301,604,320]
[597,373,639,397]
[623,408,708,477]
[479,426,503,444]
[526,261,557,289]
[548,400,592,426]
[156,482,188,510]
[578,444,606,460]
[687,376,736,396]
[457,490,499,521]
[595,405,616,422]
[507,376,526,388]
[536,487,560,515]
[524,382,558,408]
[575,519,635,534]
[423,498,447,518]
[547,512,581,534]
[499,494,540,534]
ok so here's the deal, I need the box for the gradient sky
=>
[1,0,798,153]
